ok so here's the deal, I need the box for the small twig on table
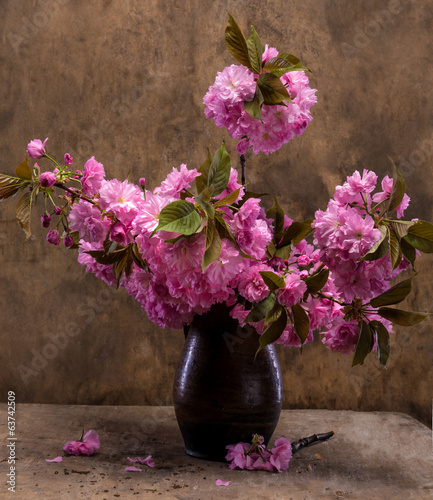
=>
[291,431,335,455]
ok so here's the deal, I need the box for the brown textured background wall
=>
[1,0,432,426]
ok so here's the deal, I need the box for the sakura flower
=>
[322,317,360,354]
[237,264,273,303]
[68,200,110,243]
[26,137,48,158]
[81,156,105,196]
[99,179,144,224]
[372,175,411,218]
[63,429,100,456]
[38,171,57,188]
[277,273,307,307]
[154,164,200,199]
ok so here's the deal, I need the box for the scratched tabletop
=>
[0,404,431,500]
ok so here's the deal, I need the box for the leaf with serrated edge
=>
[152,200,201,236]
[258,73,291,105]
[387,160,405,213]
[15,191,32,241]
[351,321,373,367]
[266,198,285,237]
[291,304,310,344]
[388,227,401,269]
[225,12,252,70]
[208,142,231,197]
[265,303,283,325]
[403,233,433,254]
[304,268,329,294]
[196,149,212,194]
[369,321,390,366]
[246,294,276,323]
[16,157,32,180]
[399,238,416,270]
[275,245,292,260]
[0,173,26,201]
[259,271,285,291]
[256,308,287,357]
[377,307,430,326]
[244,88,264,120]
[246,25,263,74]
[279,220,313,247]
[202,219,222,272]
[362,225,387,258]
[407,220,433,241]
[214,188,241,208]
[195,197,215,219]
[370,277,412,308]
[389,220,415,240]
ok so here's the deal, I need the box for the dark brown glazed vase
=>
[173,303,283,461]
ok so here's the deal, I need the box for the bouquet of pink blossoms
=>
[1,14,432,369]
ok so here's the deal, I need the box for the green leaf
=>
[245,294,276,323]
[67,231,81,250]
[274,245,292,260]
[151,200,201,236]
[407,220,433,241]
[246,25,263,74]
[399,238,416,270]
[195,196,215,219]
[388,227,402,269]
[202,218,222,272]
[256,308,287,357]
[266,198,285,238]
[259,271,285,291]
[265,303,283,325]
[214,188,241,208]
[304,268,329,294]
[369,277,413,308]
[276,52,311,73]
[387,160,405,213]
[208,142,231,197]
[377,307,430,326]
[0,173,26,201]
[244,87,264,120]
[369,320,390,366]
[15,157,32,180]
[15,190,32,241]
[214,211,236,242]
[279,220,313,247]
[257,73,291,105]
[351,321,373,367]
[86,248,127,265]
[225,12,252,70]
[262,55,310,77]
[389,220,416,240]
[291,304,310,344]
[403,233,433,254]
[196,149,212,194]
[362,225,387,261]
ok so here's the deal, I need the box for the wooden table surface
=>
[0,404,432,499]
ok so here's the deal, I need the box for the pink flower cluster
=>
[203,47,317,155]
[312,169,411,352]
[63,429,100,456]
[225,434,292,472]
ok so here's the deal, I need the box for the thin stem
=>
[240,154,246,186]
[54,183,96,205]
[44,154,60,168]
[291,431,334,455]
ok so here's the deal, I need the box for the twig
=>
[291,431,334,455]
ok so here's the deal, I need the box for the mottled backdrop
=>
[0,0,432,426]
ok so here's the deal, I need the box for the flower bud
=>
[54,206,62,216]
[46,229,61,246]
[63,235,74,247]
[38,171,57,188]
[26,138,48,159]
[64,153,73,166]
[40,213,51,228]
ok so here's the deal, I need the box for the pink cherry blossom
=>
[26,137,48,158]
[63,429,100,456]
[64,153,73,165]
[68,200,110,243]
[38,171,57,188]
[45,456,63,463]
[81,157,106,196]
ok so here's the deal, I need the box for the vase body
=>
[173,303,283,461]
